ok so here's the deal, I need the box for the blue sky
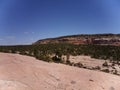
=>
[0,0,120,45]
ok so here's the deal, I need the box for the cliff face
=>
[33,34,120,45]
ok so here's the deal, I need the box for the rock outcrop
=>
[0,52,120,90]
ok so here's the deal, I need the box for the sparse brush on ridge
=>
[0,44,120,63]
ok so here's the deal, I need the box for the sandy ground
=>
[68,55,120,75]
[70,55,106,67]
[0,53,120,90]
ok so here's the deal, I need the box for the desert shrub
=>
[101,69,110,73]
[52,56,62,63]
[113,69,118,75]
[76,62,83,68]
[73,62,83,68]
[102,61,108,67]
[36,54,52,62]
[93,66,101,70]
[66,60,71,65]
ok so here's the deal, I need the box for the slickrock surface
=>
[0,52,120,90]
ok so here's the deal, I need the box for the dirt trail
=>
[0,52,120,90]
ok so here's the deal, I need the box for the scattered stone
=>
[89,79,94,82]
[71,81,76,84]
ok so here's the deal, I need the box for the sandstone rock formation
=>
[0,52,120,90]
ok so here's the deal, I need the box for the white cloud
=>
[0,36,15,41]
[24,32,29,34]
[6,36,15,39]
[24,31,35,34]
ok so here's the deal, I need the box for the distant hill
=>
[33,34,120,45]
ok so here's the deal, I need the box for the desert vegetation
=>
[0,44,120,61]
[0,44,120,75]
